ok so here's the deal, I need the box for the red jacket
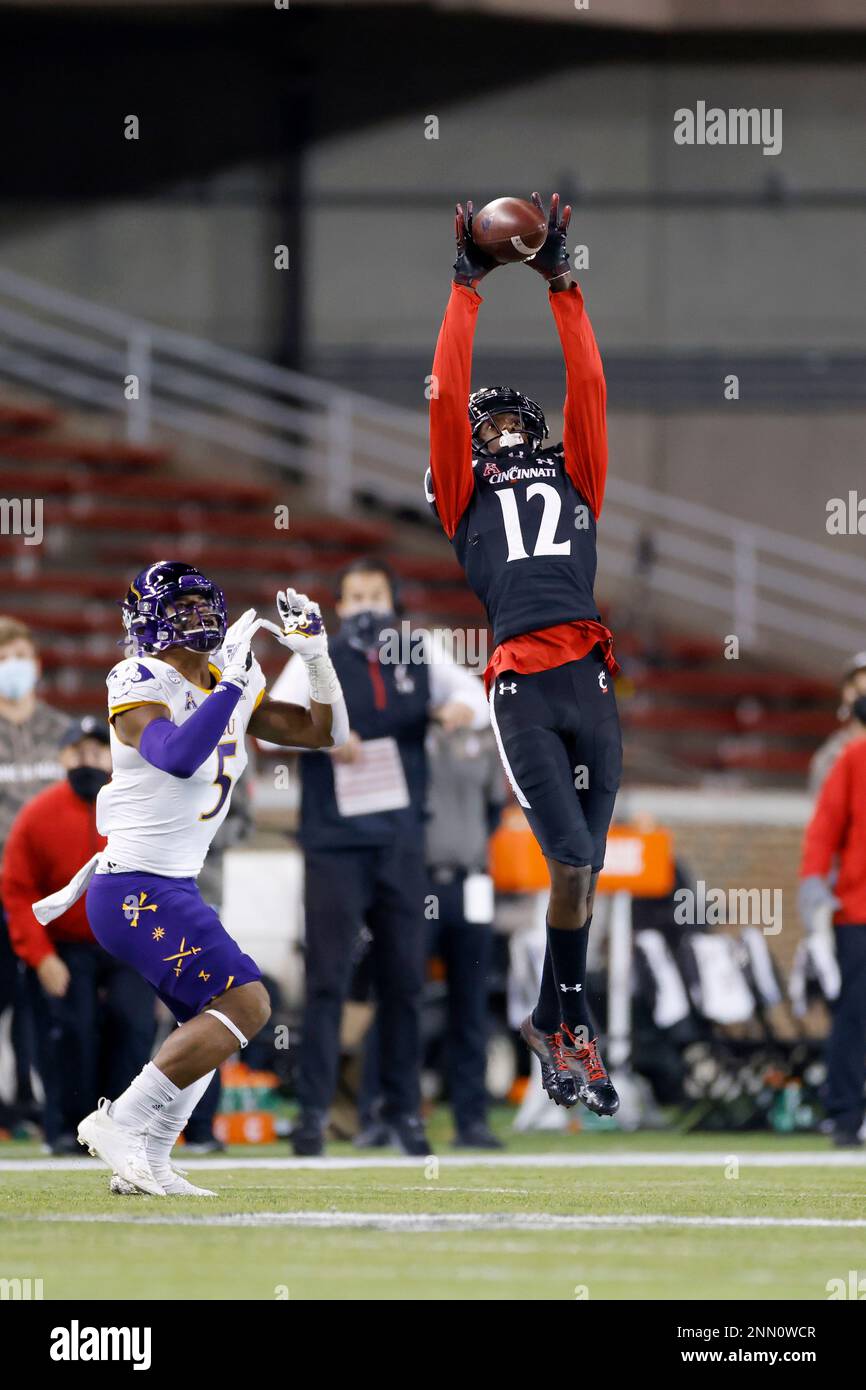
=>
[2,779,105,967]
[801,733,866,925]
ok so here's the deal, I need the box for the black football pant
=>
[427,871,493,1131]
[0,902,39,1122]
[360,869,493,1133]
[26,940,156,1145]
[827,924,866,1135]
[488,647,623,870]
[299,842,427,1120]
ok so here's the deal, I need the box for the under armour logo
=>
[598,671,608,692]
[499,681,517,695]
[559,983,583,993]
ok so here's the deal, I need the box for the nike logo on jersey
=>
[498,681,517,695]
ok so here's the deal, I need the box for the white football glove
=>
[219,608,264,691]
[798,874,841,935]
[260,588,342,706]
[260,589,329,660]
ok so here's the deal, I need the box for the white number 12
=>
[494,483,571,562]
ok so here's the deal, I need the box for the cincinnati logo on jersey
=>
[598,670,609,692]
[486,463,558,486]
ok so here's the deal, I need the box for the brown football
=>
[472,197,547,263]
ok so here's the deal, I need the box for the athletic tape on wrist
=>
[205,1008,248,1049]
[304,653,341,704]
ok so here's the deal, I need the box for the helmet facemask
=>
[120,567,228,655]
[161,595,226,653]
[468,388,548,457]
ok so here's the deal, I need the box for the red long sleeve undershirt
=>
[428,281,616,689]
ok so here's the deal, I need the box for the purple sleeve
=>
[138,684,242,779]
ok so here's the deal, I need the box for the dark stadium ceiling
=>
[2,0,866,28]
[4,1,866,202]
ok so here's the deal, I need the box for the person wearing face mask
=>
[808,652,866,796]
[264,556,489,1156]
[0,617,68,1132]
[2,717,155,1153]
[800,690,866,1148]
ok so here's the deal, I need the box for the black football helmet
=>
[468,386,548,455]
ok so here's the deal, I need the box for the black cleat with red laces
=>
[520,1016,578,1108]
[560,1028,620,1116]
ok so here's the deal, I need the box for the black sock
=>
[543,917,594,1038]
[531,945,561,1034]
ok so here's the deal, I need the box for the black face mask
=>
[852,696,866,726]
[67,766,110,802]
[342,610,397,652]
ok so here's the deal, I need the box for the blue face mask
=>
[0,657,38,701]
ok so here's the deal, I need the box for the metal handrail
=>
[0,265,862,660]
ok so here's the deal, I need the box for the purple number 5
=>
[200,740,237,822]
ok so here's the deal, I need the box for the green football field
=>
[2,1114,865,1301]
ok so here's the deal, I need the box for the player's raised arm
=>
[427,201,499,539]
[527,191,608,519]
[251,588,349,749]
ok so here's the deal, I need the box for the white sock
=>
[110,1062,181,1133]
[146,1070,216,1172]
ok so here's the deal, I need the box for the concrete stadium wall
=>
[306,63,866,353]
[0,191,283,354]
[0,61,863,360]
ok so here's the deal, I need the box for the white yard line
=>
[1,1151,865,1173]
[6,1210,866,1233]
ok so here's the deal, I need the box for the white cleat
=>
[110,1164,216,1198]
[77,1098,165,1197]
[157,1167,217,1197]
[109,1174,144,1196]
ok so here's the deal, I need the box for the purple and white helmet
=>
[120,561,228,654]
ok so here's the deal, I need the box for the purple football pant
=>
[85,871,261,1024]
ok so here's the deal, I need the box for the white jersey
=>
[96,650,266,877]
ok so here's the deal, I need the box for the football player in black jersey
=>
[427,193,621,1116]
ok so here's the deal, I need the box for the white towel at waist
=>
[31,853,102,926]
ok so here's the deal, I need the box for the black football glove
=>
[453,201,499,289]
[526,191,573,286]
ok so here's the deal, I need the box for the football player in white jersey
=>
[33,562,348,1196]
